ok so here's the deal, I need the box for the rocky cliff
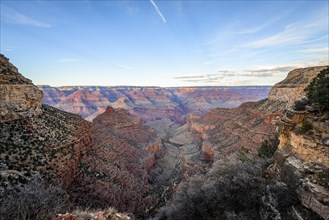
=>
[257,66,328,114]
[188,66,329,162]
[0,54,43,122]
[0,55,92,197]
[274,101,329,219]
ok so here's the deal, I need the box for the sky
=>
[0,0,328,87]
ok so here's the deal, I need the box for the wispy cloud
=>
[117,64,134,70]
[2,6,51,28]
[1,46,17,52]
[149,0,167,23]
[245,8,328,48]
[237,10,293,35]
[301,47,329,54]
[174,57,328,85]
[58,58,80,63]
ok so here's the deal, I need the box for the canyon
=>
[1,53,328,220]
[39,85,271,123]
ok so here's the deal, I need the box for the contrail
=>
[149,0,167,23]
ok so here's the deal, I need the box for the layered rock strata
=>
[188,66,329,161]
[71,106,161,214]
[0,54,43,122]
[39,85,271,122]
[275,106,329,219]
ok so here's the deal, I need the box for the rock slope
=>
[70,106,161,214]
[0,55,92,198]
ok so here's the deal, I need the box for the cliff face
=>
[0,55,92,196]
[257,66,328,114]
[70,106,161,214]
[188,66,329,162]
[268,66,328,106]
[275,106,329,219]
[0,54,43,122]
[39,85,271,122]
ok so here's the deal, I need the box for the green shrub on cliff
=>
[258,137,279,158]
[301,120,313,133]
[305,67,329,111]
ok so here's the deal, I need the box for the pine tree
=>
[305,67,329,111]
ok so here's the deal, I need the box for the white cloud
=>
[149,0,167,23]
[2,6,51,28]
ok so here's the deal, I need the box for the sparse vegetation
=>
[301,120,313,133]
[153,155,266,219]
[0,175,66,220]
[315,169,329,189]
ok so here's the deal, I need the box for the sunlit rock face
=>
[0,54,43,122]
[39,85,271,122]
[267,66,328,107]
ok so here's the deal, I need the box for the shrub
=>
[305,67,329,111]
[301,120,313,133]
[0,175,66,220]
[153,155,266,220]
[258,137,279,158]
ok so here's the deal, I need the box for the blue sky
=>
[1,0,328,86]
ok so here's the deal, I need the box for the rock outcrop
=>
[0,54,92,197]
[0,54,43,122]
[257,66,328,114]
[268,66,328,106]
[274,105,329,219]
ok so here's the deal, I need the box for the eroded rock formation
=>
[187,66,329,162]
[0,54,92,196]
[0,54,43,122]
[274,106,329,219]
[39,85,271,122]
[69,106,161,214]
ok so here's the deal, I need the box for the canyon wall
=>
[188,66,328,162]
[0,55,93,195]
[69,106,162,214]
[39,85,271,122]
[275,102,329,219]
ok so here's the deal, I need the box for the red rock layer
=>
[70,106,160,214]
